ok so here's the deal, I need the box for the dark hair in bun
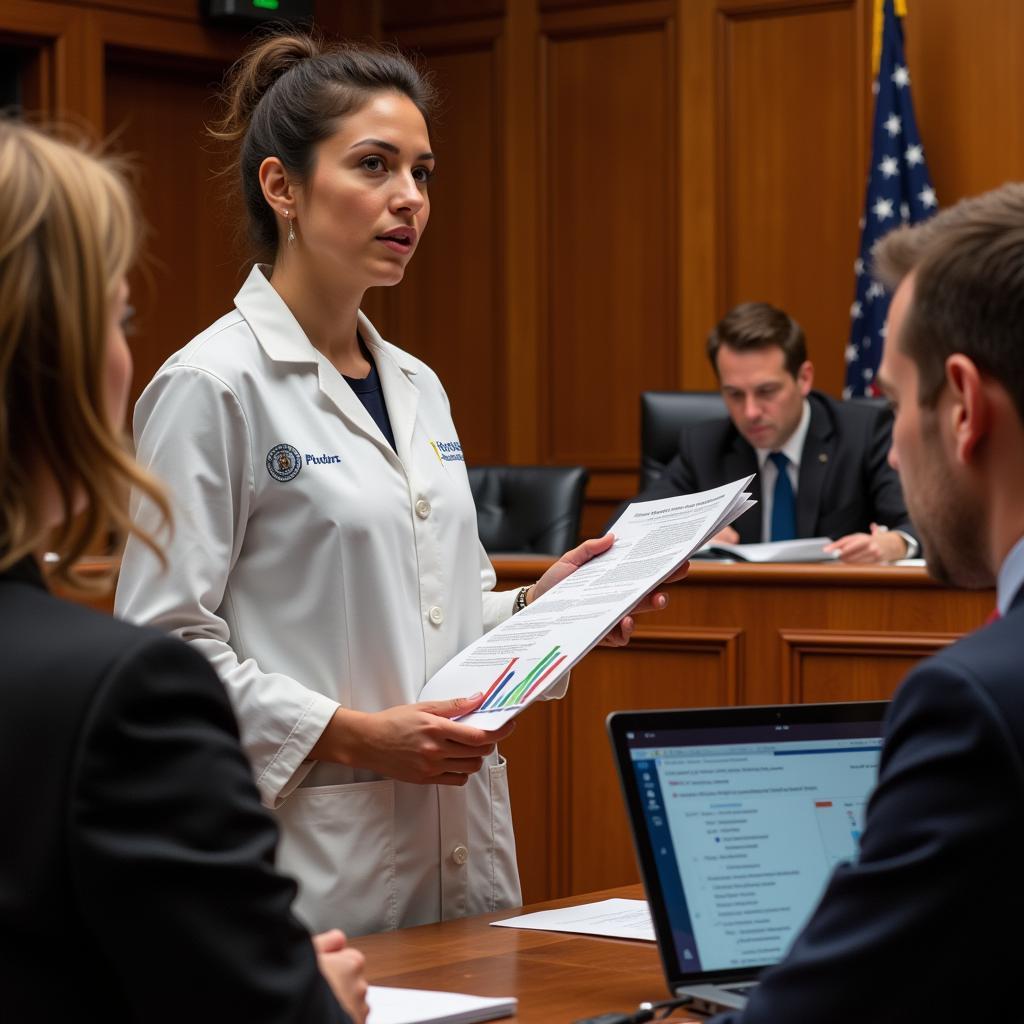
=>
[211,31,436,256]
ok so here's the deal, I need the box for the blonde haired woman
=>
[0,118,366,1024]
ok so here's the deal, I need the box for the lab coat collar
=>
[358,313,419,377]
[235,265,420,464]
[357,314,420,465]
[234,265,420,378]
[234,265,320,366]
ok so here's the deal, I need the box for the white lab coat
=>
[115,266,528,936]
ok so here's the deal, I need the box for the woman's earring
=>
[284,209,296,245]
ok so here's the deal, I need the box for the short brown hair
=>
[873,183,1024,419]
[0,119,170,592]
[706,301,807,378]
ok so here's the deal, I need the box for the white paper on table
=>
[698,536,839,563]
[367,985,516,1024]
[419,477,756,728]
[490,897,655,942]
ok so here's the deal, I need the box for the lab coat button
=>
[415,498,431,519]
[429,605,444,625]
[451,844,469,865]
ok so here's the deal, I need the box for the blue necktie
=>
[769,451,796,541]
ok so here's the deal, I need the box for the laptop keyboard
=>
[723,984,756,996]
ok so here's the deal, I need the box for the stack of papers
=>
[420,477,756,728]
[697,537,839,563]
[367,986,516,1024]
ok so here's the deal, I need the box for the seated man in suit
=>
[629,302,917,561]
[713,184,1024,1023]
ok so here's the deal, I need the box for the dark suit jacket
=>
[714,588,1024,1023]
[0,557,350,1024]
[624,390,915,543]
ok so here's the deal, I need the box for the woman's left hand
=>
[529,533,689,647]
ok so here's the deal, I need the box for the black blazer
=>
[623,390,916,543]
[0,557,349,1024]
[714,589,1024,1023]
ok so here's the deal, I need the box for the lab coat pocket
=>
[488,756,522,910]
[273,778,398,936]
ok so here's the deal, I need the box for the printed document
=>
[419,477,755,728]
[491,897,655,942]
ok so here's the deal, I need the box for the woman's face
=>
[104,277,133,430]
[294,91,434,289]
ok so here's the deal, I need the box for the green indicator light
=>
[253,0,280,10]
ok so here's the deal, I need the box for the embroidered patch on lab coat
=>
[266,443,302,482]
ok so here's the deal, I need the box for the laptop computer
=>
[607,701,887,1014]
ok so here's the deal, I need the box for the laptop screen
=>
[609,705,885,983]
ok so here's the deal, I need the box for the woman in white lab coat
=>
[115,33,670,937]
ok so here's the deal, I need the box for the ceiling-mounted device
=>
[202,0,315,26]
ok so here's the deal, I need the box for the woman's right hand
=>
[313,930,368,1024]
[309,693,515,785]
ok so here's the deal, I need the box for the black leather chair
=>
[640,390,728,490]
[467,465,588,556]
[639,391,893,491]
[844,393,894,421]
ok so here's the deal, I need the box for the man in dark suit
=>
[712,184,1024,1022]
[629,302,917,561]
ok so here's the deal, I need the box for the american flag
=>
[844,0,936,397]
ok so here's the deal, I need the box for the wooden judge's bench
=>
[492,557,993,904]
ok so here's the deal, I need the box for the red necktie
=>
[985,607,1001,626]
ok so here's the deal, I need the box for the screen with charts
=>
[627,723,882,974]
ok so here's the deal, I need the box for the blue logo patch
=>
[266,443,302,482]
[430,439,465,464]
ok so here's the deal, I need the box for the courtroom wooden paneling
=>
[346,0,1024,530]
[780,629,960,703]
[542,5,677,472]
[0,1,103,123]
[580,469,640,541]
[905,0,1024,211]
[12,0,1024,535]
[1,0,368,424]
[0,30,57,114]
[381,21,507,465]
[105,55,243,409]
[716,0,868,397]
[382,0,505,30]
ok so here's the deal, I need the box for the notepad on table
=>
[366,985,516,1024]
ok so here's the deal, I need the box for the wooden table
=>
[357,884,697,1024]
[493,558,993,903]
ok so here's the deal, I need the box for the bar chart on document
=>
[475,645,569,716]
